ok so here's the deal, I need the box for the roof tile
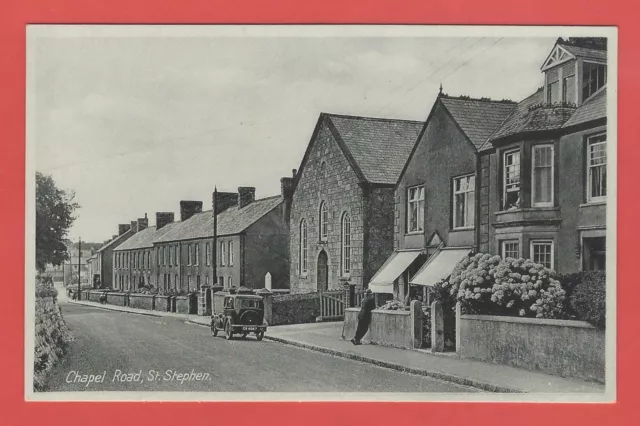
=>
[154,196,282,243]
[326,115,423,185]
[438,96,516,150]
[563,87,607,128]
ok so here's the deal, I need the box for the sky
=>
[30,27,559,243]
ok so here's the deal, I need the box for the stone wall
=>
[128,293,155,310]
[342,306,422,350]
[34,281,69,391]
[289,120,365,293]
[459,314,605,383]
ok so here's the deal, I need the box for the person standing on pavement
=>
[352,288,376,345]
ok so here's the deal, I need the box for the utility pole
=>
[213,187,218,285]
[77,238,82,300]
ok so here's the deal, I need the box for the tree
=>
[35,172,80,272]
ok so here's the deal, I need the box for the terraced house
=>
[152,186,291,292]
[94,223,135,288]
[112,213,179,291]
[480,38,608,273]
[289,113,423,294]
[369,92,516,299]
[368,37,608,300]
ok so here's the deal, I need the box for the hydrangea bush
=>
[441,253,566,319]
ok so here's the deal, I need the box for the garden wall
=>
[107,292,128,307]
[271,293,320,325]
[34,285,69,391]
[128,294,155,310]
[342,305,422,350]
[155,295,171,312]
[458,314,605,383]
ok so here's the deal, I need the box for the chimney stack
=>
[238,187,256,209]
[281,177,294,224]
[130,220,139,234]
[118,224,131,236]
[213,191,238,214]
[180,201,203,222]
[137,213,149,231]
[156,212,175,230]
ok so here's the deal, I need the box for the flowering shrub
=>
[558,271,606,329]
[378,300,407,311]
[442,253,566,319]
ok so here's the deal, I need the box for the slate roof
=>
[154,196,282,243]
[438,96,516,150]
[486,88,577,143]
[561,44,607,62]
[96,230,132,253]
[563,86,607,128]
[326,114,424,185]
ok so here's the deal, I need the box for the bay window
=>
[453,175,475,229]
[503,150,521,210]
[501,240,520,259]
[587,134,607,202]
[407,185,425,233]
[532,144,554,207]
[530,240,554,269]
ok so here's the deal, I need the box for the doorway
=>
[317,250,329,291]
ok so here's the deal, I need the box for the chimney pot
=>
[212,191,238,214]
[137,215,149,231]
[238,187,256,209]
[118,224,131,236]
[156,212,175,230]
[292,169,297,178]
[180,201,203,222]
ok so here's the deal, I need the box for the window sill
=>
[299,274,309,279]
[495,207,560,215]
[580,201,606,208]
[405,231,424,236]
[450,227,474,232]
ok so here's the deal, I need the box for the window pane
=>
[563,75,575,103]
[547,81,559,103]
[455,193,465,227]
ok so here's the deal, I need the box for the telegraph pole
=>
[213,187,218,285]
[77,238,82,300]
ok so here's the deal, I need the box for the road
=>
[46,303,477,393]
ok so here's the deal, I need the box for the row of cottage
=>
[87,38,608,301]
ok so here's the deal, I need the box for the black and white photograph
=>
[26,25,616,401]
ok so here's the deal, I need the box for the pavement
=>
[66,299,605,394]
[48,302,476,393]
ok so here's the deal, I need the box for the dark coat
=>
[358,295,376,321]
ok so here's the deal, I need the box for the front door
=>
[317,251,328,291]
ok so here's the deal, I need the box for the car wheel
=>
[225,320,233,340]
[256,331,264,341]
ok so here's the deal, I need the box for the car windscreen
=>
[238,299,262,309]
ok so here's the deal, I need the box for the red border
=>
[1,1,637,424]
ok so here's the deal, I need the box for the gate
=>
[319,288,366,321]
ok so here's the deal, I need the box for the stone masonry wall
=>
[290,120,365,293]
[363,186,396,286]
[34,279,69,391]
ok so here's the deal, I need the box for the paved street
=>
[46,303,477,393]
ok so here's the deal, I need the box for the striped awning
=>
[368,250,422,294]
[410,248,471,287]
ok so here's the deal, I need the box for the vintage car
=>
[210,290,268,341]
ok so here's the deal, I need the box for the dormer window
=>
[582,62,606,101]
[546,79,559,104]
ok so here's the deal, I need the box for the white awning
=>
[410,248,471,287]
[368,250,422,294]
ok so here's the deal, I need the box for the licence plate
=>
[244,326,257,331]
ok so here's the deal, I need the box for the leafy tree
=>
[36,172,80,272]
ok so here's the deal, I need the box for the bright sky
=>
[30,26,561,242]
